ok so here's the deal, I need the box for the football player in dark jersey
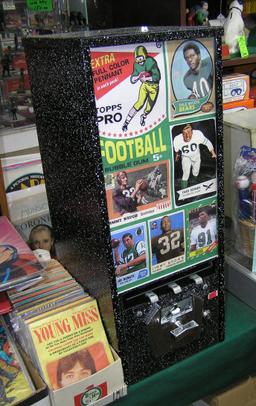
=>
[183,42,213,99]
[113,171,144,215]
[113,233,146,276]
[151,216,184,264]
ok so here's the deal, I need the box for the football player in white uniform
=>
[190,209,217,251]
[173,123,216,189]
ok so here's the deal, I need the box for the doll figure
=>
[224,0,244,55]
[196,1,209,26]
[28,224,56,258]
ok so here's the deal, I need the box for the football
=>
[139,179,149,192]
[201,102,214,113]
[235,175,250,190]
[139,71,152,81]
[111,238,120,249]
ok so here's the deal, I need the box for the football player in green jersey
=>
[122,45,161,132]
[113,232,146,276]
[183,42,213,99]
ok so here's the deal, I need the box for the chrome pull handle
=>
[170,320,199,338]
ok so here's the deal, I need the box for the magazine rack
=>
[24,26,224,384]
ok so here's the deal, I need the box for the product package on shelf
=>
[223,98,255,113]
[222,73,250,103]
[0,216,44,291]
[1,153,44,193]
[0,154,51,242]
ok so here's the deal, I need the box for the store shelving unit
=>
[223,55,256,67]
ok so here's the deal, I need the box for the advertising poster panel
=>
[90,38,218,293]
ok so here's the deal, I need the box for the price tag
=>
[238,35,249,58]
[26,0,53,11]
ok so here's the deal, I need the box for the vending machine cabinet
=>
[24,26,224,383]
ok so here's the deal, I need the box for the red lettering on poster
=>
[91,51,157,100]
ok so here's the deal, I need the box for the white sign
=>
[3,1,16,10]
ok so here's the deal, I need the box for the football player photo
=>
[109,162,170,219]
[111,223,149,289]
[150,212,185,273]
[189,204,218,257]
[172,119,217,206]
[168,38,215,117]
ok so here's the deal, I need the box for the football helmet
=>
[135,46,148,64]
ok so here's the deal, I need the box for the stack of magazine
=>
[0,215,43,404]
[8,259,114,391]
[0,216,44,291]
[0,316,36,405]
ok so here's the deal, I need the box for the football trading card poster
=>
[90,38,218,293]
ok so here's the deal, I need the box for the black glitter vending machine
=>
[24,26,224,384]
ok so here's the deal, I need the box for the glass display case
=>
[0,46,35,130]
[223,108,256,310]
[0,0,63,131]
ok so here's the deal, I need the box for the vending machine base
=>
[118,261,223,384]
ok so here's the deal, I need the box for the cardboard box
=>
[223,73,250,103]
[193,376,256,406]
[50,348,127,406]
[223,98,254,113]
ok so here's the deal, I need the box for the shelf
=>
[223,55,256,67]
[0,125,38,157]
